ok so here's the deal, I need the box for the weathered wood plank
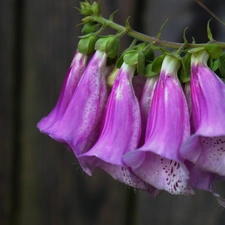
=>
[0,0,17,224]
[19,1,140,225]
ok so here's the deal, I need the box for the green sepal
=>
[78,33,98,55]
[95,36,120,59]
[188,44,222,59]
[219,53,225,78]
[211,57,221,72]
[123,50,145,74]
[81,22,99,34]
[143,63,159,77]
[214,53,225,78]
[188,47,205,54]
[151,55,165,74]
[133,42,154,62]
[178,53,191,83]
[204,44,222,59]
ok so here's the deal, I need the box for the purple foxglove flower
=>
[43,50,109,156]
[181,50,225,176]
[123,55,194,195]
[77,63,158,193]
[138,75,158,146]
[37,51,87,131]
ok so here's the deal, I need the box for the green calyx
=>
[78,33,98,55]
[95,36,120,59]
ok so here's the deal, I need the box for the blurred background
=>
[1,0,225,225]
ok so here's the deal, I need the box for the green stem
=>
[86,15,225,50]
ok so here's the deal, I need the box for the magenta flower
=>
[43,50,109,156]
[77,63,158,192]
[138,75,158,146]
[123,55,194,195]
[37,51,87,131]
[181,50,225,176]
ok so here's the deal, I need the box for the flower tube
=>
[43,50,109,156]
[37,51,87,131]
[78,63,158,193]
[124,55,194,195]
[181,50,225,176]
[138,75,158,147]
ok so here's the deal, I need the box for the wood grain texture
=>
[0,0,16,224]
[1,0,225,225]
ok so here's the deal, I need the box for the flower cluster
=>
[38,0,225,207]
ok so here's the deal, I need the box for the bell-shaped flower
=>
[77,63,158,193]
[43,50,109,156]
[37,51,87,131]
[124,55,194,195]
[138,75,158,146]
[181,50,225,176]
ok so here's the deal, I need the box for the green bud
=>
[78,34,98,55]
[92,2,101,16]
[79,1,92,16]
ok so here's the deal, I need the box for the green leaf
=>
[109,10,119,21]
[211,58,220,71]
[123,50,139,65]
[178,53,191,83]
[157,18,168,39]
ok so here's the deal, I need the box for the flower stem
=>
[87,15,225,50]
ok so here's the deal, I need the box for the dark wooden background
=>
[1,0,225,225]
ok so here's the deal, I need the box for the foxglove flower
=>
[43,50,109,156]
[138,75,158,146]
[78,63,157,192]
[124,55,194,195]
[37,51,87,131]
[181,50,225,176]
